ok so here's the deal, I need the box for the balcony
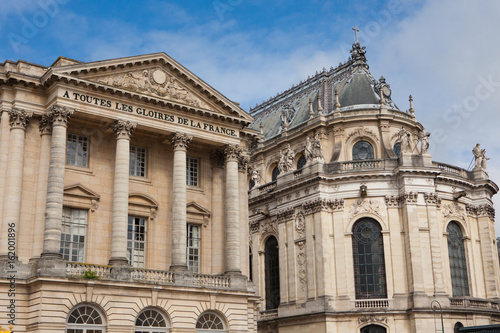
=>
[450,297,500,310]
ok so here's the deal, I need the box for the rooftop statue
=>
[418,130,431,155]
[473,143,489,170]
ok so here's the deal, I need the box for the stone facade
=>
[0,54,259,332]
[248,42,500,332]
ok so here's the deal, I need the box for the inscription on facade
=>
[62,90,238,137]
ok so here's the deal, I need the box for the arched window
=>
[447,222,469,296]
[249,179,255,190]
[297,155,307,169]
[353,141,374,160]
[66,305,105,333]
[361,324,387,333]
[196,312,226,332]
[135,308,170,333]
[271,166,280,182]
[265,236,280,310]
[393,142,401,157]
[454,322,464,333]
[352,218,387,299]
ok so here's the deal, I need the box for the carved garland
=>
[442,202,467,223]
[349,198,381,219]
[296,240,307,291]
[345,125,380,143]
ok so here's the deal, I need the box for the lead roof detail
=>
[249,42,399,141]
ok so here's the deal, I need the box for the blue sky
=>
[2,0,500,232]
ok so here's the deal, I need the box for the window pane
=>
[186,157,199,186]
[353,141,374,160]
[130,146,147,177]
[265,236,280,309]
[127,216,147,268]
[352,218,387,299]
[187,224,200,273]
[447,222,469,296]
[67,134,89,167]
[60,208,87,262]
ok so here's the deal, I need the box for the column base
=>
[169,264,189,272]
[35,254,66,277]
[225,271,250,291]
[108,257,129,266]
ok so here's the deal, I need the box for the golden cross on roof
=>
[352,25,359,42]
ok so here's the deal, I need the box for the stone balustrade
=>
[450,297,500,310]
[433,161,470,178]
[193,273,231,288]
[66,262,112,279]
[132,268,174,284]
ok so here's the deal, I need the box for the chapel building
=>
[248,41,500,333]
[0,53,259,332]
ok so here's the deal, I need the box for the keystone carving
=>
[260,219,278,236]
[442,202,467,223]
[349,198,381,219]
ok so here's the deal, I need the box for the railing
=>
[258,181,277,194]
[450,298,500,310]
[354,299,389,308]
[132,268,174,284]
[66,262,112,279]
[259,309,278,319]
[341,159,383,170]
[193,273,230,288]
[433,162,469,178]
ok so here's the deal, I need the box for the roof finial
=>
[317,94,324,115]
[352,25,360,43]
[309,98,314,119]
[409,95,415,118]
[334,89,341,111]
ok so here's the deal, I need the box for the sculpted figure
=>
[396,127,411,154]
[278,144,295,173]
[473,143,489,170]
[251,169,261,188]
[304,137,313,163]
[418,130,431,155]
[311,133,324,162]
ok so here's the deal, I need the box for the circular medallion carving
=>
[152,69,167,85]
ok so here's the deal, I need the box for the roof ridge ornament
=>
[352,25,360,43]
[408,95,415,118]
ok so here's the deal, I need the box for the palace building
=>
[247,41,500,333]
[0,53,259,332]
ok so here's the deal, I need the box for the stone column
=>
[41,105,73,258]
[0,110,11,258]
[169,132,192,271]
[224,144,242,274]
[32,115,53,259]
[109,120,136,265]
[0,108,31,257]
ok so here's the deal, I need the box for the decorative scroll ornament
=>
[346,125,379,143]
[303,198,344,214]
[349,198,381,219]
[424,193,441,207]
[296,240,307,291]
[442,202,467,222]
[47,105,74,126]
[224,144,242,162]
[39,114,52,134]
[385,195,400,208]
[112,119,137,139]
[170,132,193,150]
[400,192,418,204]
[238,151,250,172]
[8,108,31,129]
[96,68,207,108]
[358,315,387,324]
[277,207,294,223]
[466,204,495,219]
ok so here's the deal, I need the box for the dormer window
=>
[353,141,374,160]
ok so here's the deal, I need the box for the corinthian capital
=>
[224,144,242,162]
[9,108,32,130]
[39,114,52,135]
[47,105,74,127]
[112,119,137,139]
[170,132,193,150]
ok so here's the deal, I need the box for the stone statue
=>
[473,143,489,170]
[304,137,313,163]
[251,168,261,188]
[311,133,324,162]
[396,127,411,155]
[418,130,431,155]
[278,143,295,173]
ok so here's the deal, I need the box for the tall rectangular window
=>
[60,208,87,262]
[130,146,147,177]
[186,157,199,187]
[127,216,146,268]
[187,224,200,273]
[66,133,89,167]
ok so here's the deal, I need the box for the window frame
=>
[66,133,89,168]
[264,236,280,310]
[60,207,88,263]
[135,308,170,333]
[130,145,147,178]
[127,216,147,268]
[186,156,200,187]
[352,140,375,160]
[447,221,470,297]
[66,304,105,333]
[196,312,226,332]
[187,223,201,273]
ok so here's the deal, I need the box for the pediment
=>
[129,193,159,208]
[64,183,100,200]
[186,201,210,217]
[49,53,252,121]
